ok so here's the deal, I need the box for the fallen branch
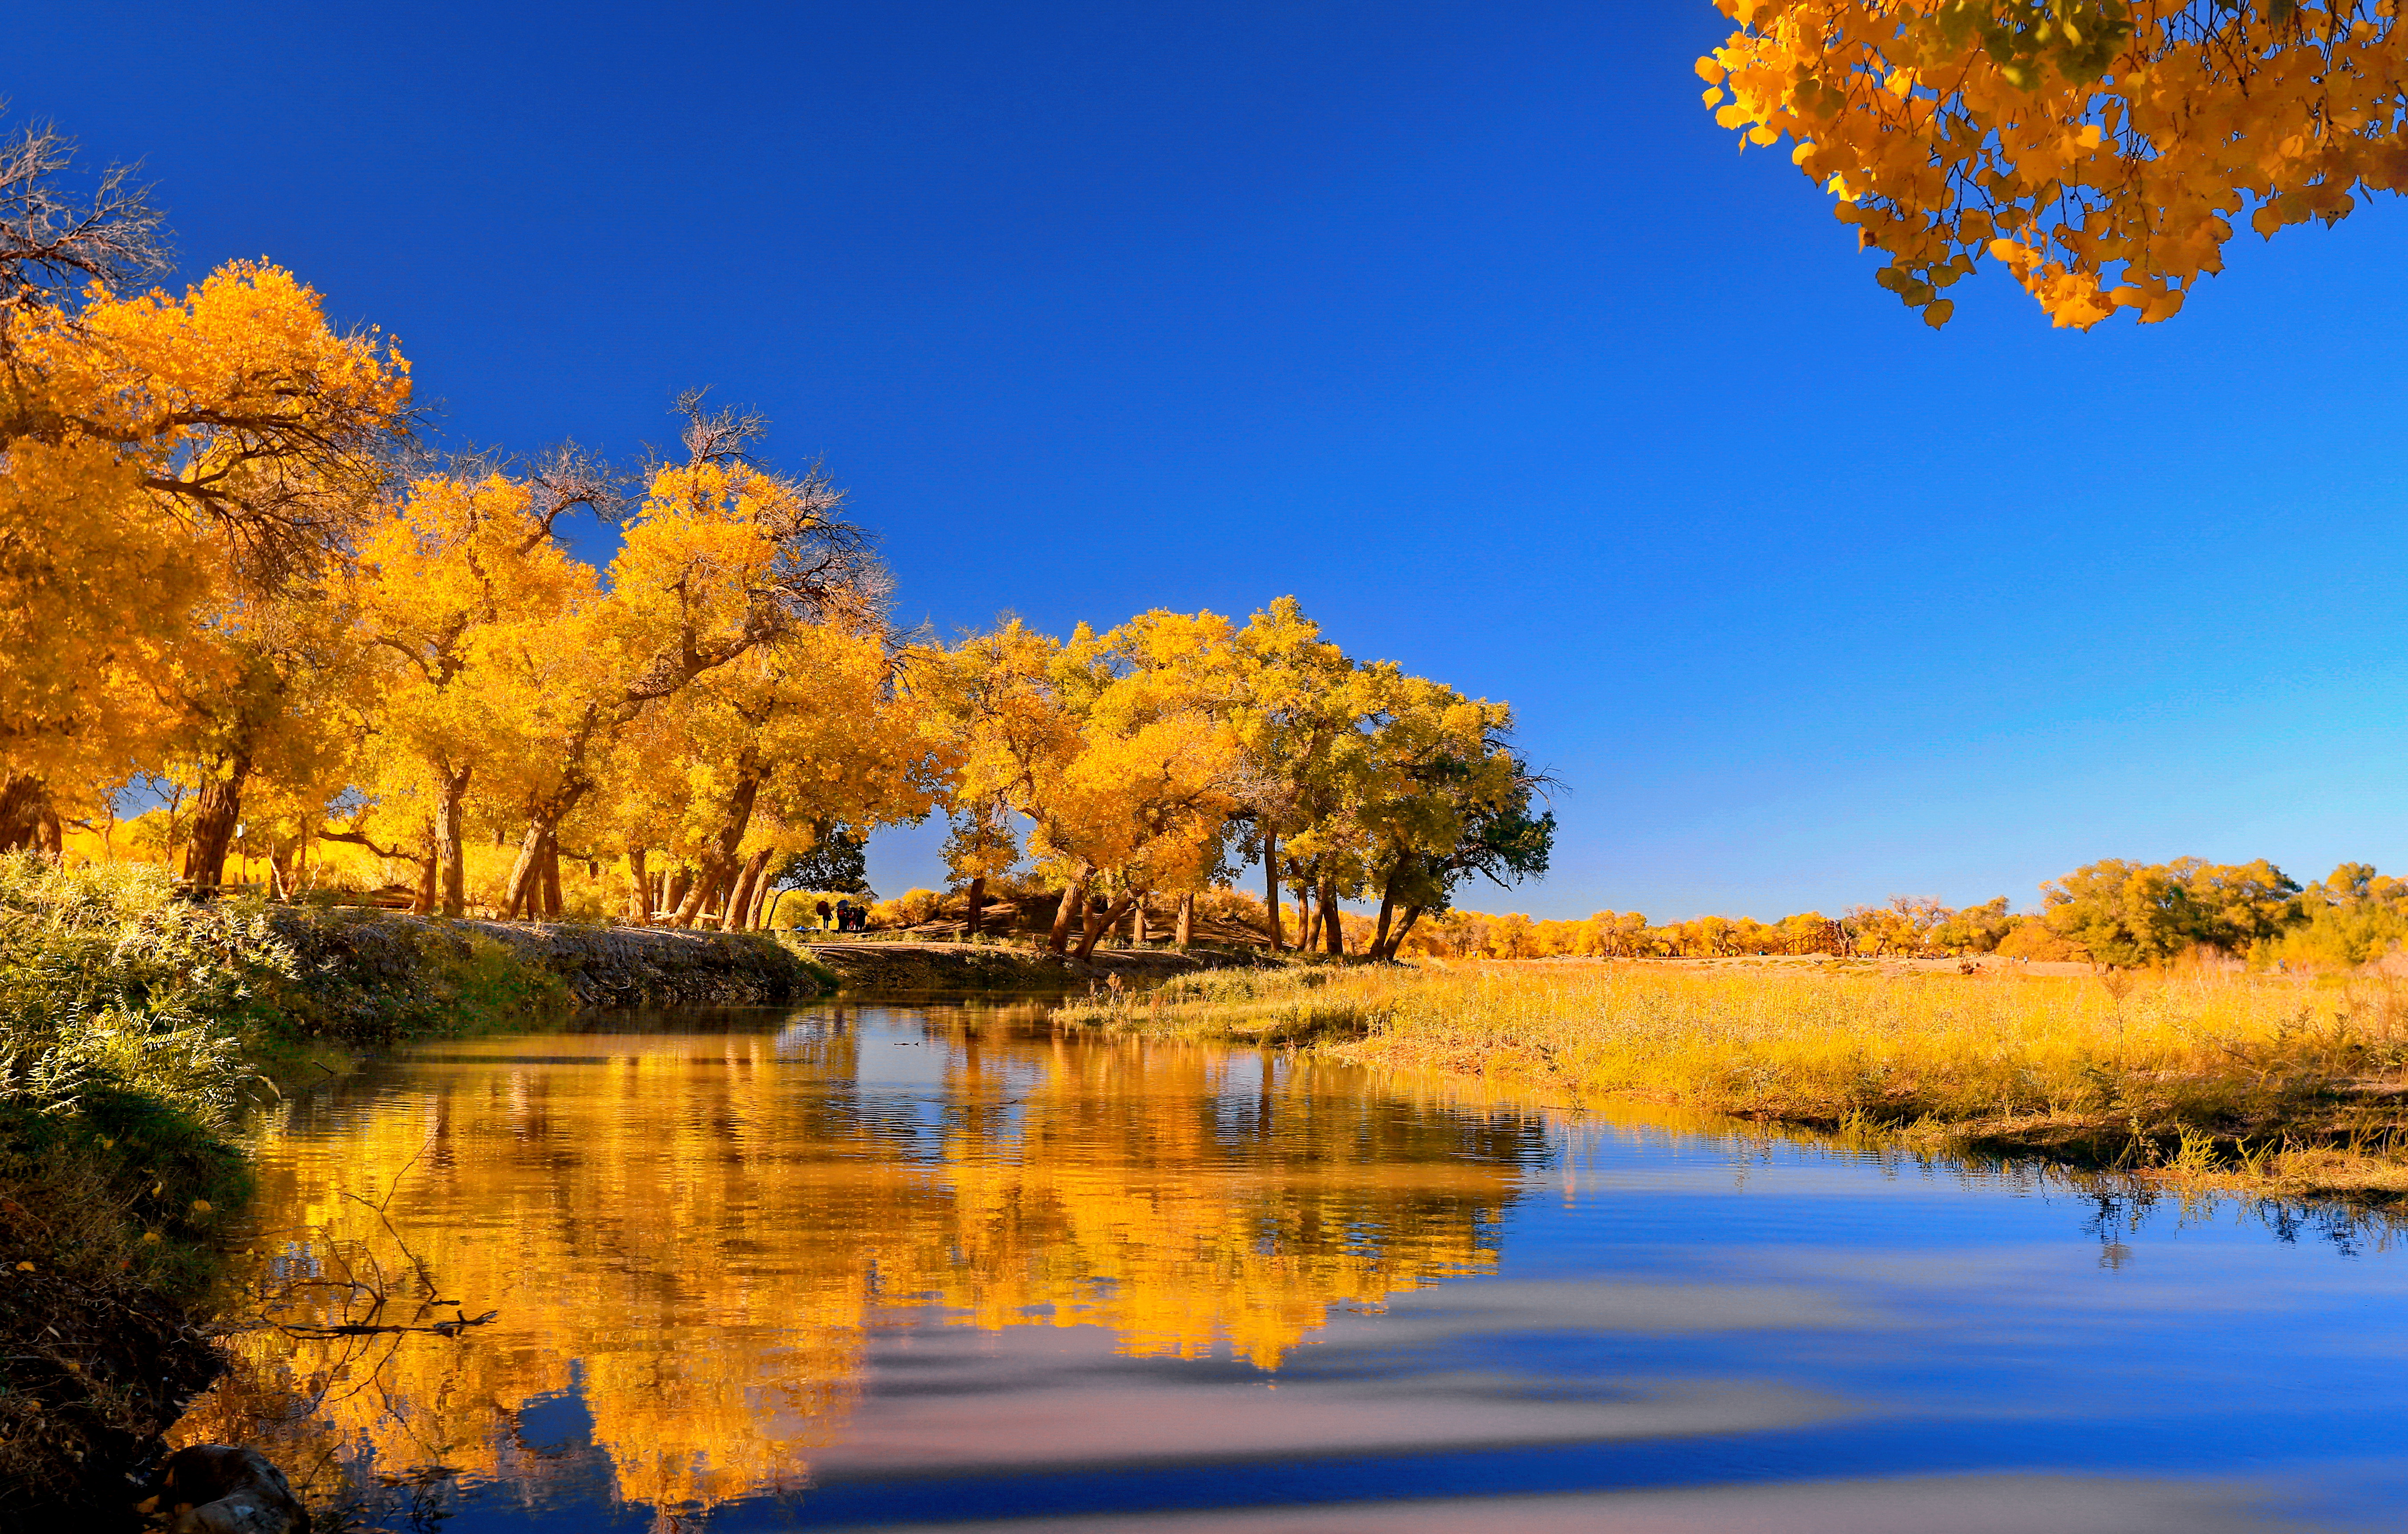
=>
[279,1308,498,1340]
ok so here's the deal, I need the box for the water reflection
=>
[183,1003,1540,1521]
[176,1001,2408,1533]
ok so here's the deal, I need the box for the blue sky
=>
[23,2,2408,920]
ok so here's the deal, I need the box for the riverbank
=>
[0,858,839,1525]
[1057,958,2408,1202]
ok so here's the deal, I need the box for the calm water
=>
[182,1000,2408,1533]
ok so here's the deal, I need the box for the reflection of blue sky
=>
[775,1475,2322,1533]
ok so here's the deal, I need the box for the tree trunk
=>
[671,775,762,930]
[672,867,723,928]
[1048,874,1089,955]
[1322,876,1344,955]
[501,780,591,917]
[1370,870,1400,959]
[1132,902,1147,946]
[1386,905,1426,959]
[184,754,254,890]
[1075,892,1139,962]
[501,823,544,919]
[665,867,691,916]
[539,833,564,919]
[413,854,437,915]
[431,768,470,918]
[746,864,779,930]
[0,773,49,853]
[1176,891,1194,947]
[722,849,772,932]
[1261,831,1282,951]
[964,875,987,939]
[627,849,651,924]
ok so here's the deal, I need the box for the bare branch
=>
[671,386,767,466]
[0,108,167,305]
[520,439,622,551]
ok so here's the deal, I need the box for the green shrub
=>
[0,853,284,1130]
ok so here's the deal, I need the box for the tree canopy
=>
[1701,1,2408,327]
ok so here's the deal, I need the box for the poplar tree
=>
[1702,1,2408,326]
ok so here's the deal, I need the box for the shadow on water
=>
[176,998,2408,1533]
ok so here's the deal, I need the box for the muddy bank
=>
[0,1259,226,1529]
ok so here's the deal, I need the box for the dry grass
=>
[1061,958,2408,1200]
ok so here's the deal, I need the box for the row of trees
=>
[1406,858,2408,969]
[1391,895,2019,961]
[1,121,1552,957]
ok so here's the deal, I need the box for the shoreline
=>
[1056,958,2408,1206]
[4,897,847,1526]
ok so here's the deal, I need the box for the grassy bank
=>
[1059,958,2408,1201]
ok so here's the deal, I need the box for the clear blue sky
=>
[23,2,2408,920]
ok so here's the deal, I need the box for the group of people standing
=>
[813,897,868,934]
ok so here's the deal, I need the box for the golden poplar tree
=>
[488,399,878,919]
[612,618,939,931]
[350,469,602,914]
[1702,1,2408,326]
[2,239,409,841]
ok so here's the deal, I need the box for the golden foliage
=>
[1703,1,2408,326]
[2,263,409,789]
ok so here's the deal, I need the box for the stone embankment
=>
[802,939,1225,991]
[264,913,1235,1037]
[267,910,835,1030]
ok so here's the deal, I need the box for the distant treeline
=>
[1406,858,2408,970]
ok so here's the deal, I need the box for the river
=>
[175,999,2408,1532]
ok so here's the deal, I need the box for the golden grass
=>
[1060,958,2408,1200]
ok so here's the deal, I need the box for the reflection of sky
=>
[292,1008,2408,1533]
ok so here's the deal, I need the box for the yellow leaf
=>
[1703,87,1726,108]
[1695,57,1725,85]
[14,1261,33,1272]
[1923,300,1955,328]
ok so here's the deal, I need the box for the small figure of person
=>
[835,899,854,933]
[815,898,833,933]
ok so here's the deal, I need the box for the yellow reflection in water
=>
[180,1005,1536,1517]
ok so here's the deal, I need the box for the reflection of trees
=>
[181,1008,1540,1516]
